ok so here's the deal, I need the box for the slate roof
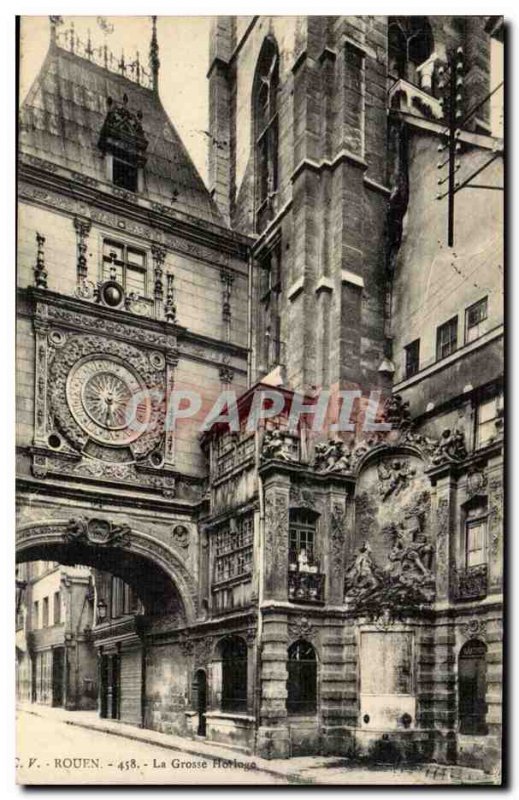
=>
[19,42,224,227]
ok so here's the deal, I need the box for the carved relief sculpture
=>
[261,429,297,462]
[377,459,416,500]
[431,428,468,465]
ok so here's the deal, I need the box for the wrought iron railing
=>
[55,23,154,89]
[288,570,325,604]
[455,563,488,601]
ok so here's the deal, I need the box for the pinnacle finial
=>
[150,16,160,92]
[49,15,63,44]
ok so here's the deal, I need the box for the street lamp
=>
[96,599,107,623]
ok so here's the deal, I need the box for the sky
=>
[19,16,212,183]
[18,15,504,182]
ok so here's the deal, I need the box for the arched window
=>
[221,636,248,712]
[287,640,317,714]
[459,640,488,735]
[253,38,279,233]
[388,17,434,86]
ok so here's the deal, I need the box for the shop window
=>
[220,637,248,713]
[253,38,279,233]
[459,640,488,735]
[102,240,147,297]
[436,316,458,361]
[404,339,420,378]
[465,297,488,343]
[287,640,317,714]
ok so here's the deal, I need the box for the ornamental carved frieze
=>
[44,454,178,497]
[194,636,214,665]
[466,466,488,499]
[48,333,165,460]
[288,615,316,642]
[264,490,289,563]
[460,617,488,641]
[330,503,347,577]
[488,477,503,558]
[64,517,131,548]
[18,181,241,269]
[45,305,168,348]
[289,483,317,512]
[435,496,450,596]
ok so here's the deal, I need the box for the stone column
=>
[257,473,290,758]
[256,611,289,759]
[433,471,458,601]
[262,474,290,602]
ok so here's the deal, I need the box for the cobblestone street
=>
[17,705,496,786]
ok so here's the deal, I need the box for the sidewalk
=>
[17,702,496,785]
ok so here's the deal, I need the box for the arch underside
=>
[16,523,197,622]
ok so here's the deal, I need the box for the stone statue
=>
[344,542,380,594]
[314,438,352,474]
[261,428,297,461]
[377,459,416,500]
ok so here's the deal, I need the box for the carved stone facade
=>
[16,14,503,775]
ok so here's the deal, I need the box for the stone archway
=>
[16,518,198,622]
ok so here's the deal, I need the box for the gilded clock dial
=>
[66,357,151,446]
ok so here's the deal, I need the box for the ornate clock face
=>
[66,357,151,446]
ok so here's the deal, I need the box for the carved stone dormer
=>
[98,95,148,192]
[98,95,148,163]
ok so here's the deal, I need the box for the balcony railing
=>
[288,570,325,604]
[455,564,488,601]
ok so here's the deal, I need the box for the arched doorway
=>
[287,639,317,715]
[16,519,197,621]
[459,639,488,735]
[16,520,197,726]
[193,669,207,736]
